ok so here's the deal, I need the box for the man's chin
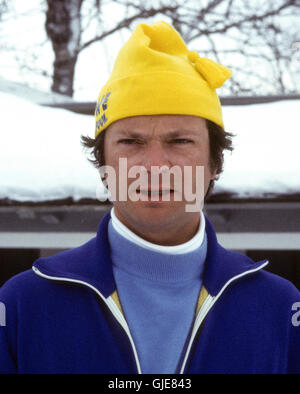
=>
[115,201,188,229]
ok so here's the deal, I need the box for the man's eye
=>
[118,139,139,144]
[172,139,193,144]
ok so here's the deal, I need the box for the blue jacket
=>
[0,212,299,374]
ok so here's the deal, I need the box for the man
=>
[0,21,299,374]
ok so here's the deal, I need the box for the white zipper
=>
[179,260,269,374]
[32,266,142,374]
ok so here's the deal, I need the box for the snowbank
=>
[219,101,300,197]
[0,92,107,202]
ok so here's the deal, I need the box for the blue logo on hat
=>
[96,92,111,133]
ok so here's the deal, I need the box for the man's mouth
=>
[139,190,174,196]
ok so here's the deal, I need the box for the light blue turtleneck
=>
[108,210,207,374]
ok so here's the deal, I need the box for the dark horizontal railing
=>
[41,95,300,115]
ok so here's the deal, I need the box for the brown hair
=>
[81,119,234,200]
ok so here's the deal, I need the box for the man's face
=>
[103,114,217,241]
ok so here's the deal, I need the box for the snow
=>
[0,92,107,202]
[0,91,299,203]
[219,101,300,198]
[0,76,75,105]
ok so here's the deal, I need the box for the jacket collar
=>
[33,210,115,297]
[33,209,268,298]
[203,215,268,296]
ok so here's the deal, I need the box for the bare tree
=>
[45,0,300,97]
[45,0,179,96]
[45,0,83,96]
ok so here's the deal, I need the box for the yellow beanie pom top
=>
[95,21,232,137]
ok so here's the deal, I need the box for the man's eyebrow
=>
[164,130,200,137]
[114,129,199,138]
[114,131,144,138]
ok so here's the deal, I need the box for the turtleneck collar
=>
[108,208,207,283]
[110,207,205,255]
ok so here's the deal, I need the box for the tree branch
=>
[79,5,178,52]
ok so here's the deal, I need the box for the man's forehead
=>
[107,115,208,136]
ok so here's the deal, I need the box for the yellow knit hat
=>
[95,21,232,137]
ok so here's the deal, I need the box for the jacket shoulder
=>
[0,269,46,312]
[255,268,300,302]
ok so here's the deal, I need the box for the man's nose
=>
[142,141,171,171]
